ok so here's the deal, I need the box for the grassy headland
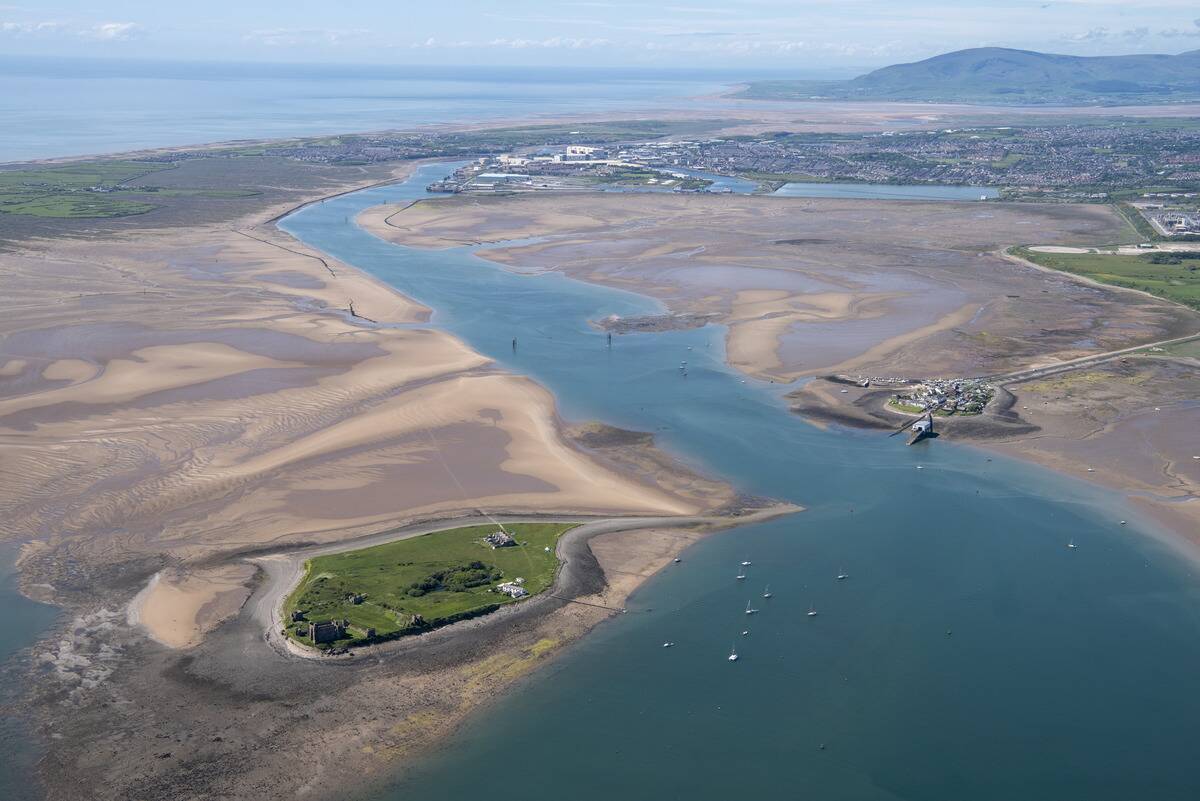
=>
[1012,246,1200,310]
[284,522,577,649]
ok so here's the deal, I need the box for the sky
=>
[2,1,1199,73]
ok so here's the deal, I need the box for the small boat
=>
[673,557,682,563]
[807,606,818,617]
[763,585,772,599]
[728,645,739,662]
[745,601,758,615]
[836,572,848,581]
[1067,539,1077,549]
[662,642,674,648]
[736,570,746,581]
[742,630,749,636]
[741,561,752,567]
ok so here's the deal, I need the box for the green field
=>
[587,168,710,191]
[1162,339,1200,359]
[284,522,576,649]
[0,161,172,218]
[1012,246,1200,311]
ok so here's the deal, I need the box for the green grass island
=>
[283,522,578,650]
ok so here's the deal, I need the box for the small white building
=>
[496,582,528,599]
[566,145,606,158]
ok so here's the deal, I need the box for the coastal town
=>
[884,377,997,416]
[640,124,1200,196]
[126,119,1200,201]
[33,121,1199,223]
[426,144,716,193]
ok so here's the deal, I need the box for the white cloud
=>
[1064,26,1109,42]
[0,20,65,35]
[1159,18,1200,37]
[1,18,143,41]
[488,36,611,49]
[246,27,369,47]
[88,22,143,41]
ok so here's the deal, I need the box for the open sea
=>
[0,57,767,163]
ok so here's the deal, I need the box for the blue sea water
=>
[276,163,1200,801]
[0,57,763,163]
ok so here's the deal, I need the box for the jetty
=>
[906,412,934,445]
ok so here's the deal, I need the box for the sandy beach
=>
[4,173,745,646]
[0,147,815,801]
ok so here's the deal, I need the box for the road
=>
[988,331,1200,386]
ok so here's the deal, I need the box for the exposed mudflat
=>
[2,166,763,801]
[361,193,1196,382]
[362,190,1200,548]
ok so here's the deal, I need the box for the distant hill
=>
[739,47,1200,105]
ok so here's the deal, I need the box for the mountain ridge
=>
[738,47,1200,105]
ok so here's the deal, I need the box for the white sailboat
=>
[728,644,739,662]
[1067,539,1077,549]
[807,606,818,617]
[836,571,848,581]
[741,561,752,567]
[736,568,746,580]
[763,585,772,599]
[745,601,758,615]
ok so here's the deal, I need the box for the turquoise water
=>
[774,182,1000,201]
[0,545,58,666]
[278,162,1200,800]
[0,544,59,800]
[0,58,763,163]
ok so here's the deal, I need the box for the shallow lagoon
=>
[775,182,1000,201]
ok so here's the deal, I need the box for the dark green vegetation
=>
[1013,246,1200,310]
[738,47,1200,105]
[0,154,375,245]
[0,161,176,218]
[284,522,576,649]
